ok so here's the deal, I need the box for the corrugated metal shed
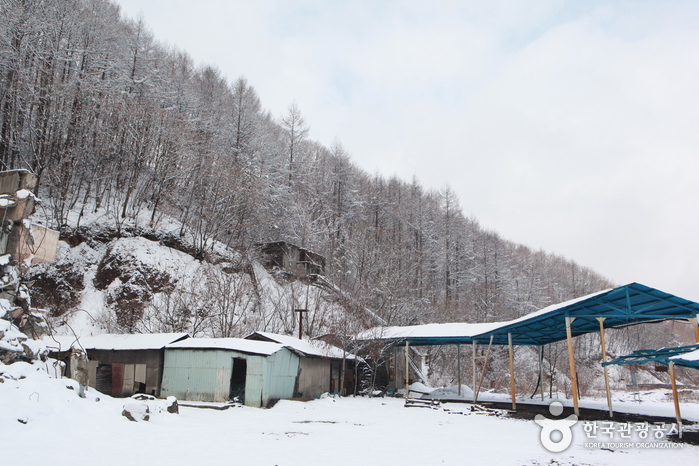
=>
[245,332,355,398]
[161,337,300,408]
[45,333,189,397]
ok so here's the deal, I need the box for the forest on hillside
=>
[0,0,614,333]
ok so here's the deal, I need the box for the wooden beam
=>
[689,317,699,344]
[472,341,477,403]
[596,317,613,418]
[457,344,461,397]
[508,333,516,410]
[565,316,580,416]
[539,345,544,401]
[405,342,410,399]
[474,335,494,402]
[669,361,683,438]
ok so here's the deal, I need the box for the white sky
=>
[115,0,699,302]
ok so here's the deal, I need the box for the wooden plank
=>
[472,341,477,403]
[123,363,135,397]
[508,333,516,410]
[87,359,98,389]
[669,361,683,438]
[538,345,544,401]
[565,316,580,416]
[474,336,494,402]
[596,317,613,417]
[405,343,410,398]
[689,317,699,344]
[457,344,461,397]
[111,363,124,397]
[135,363,146,384]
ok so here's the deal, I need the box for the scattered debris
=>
[404,397,441,409]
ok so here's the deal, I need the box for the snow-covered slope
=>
[28,209,352,341]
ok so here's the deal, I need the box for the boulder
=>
[122,400,150,422]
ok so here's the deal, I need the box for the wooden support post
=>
[475,335,494,402]
[539,345,544,401]
[457,344,461,397]
[472,341,477,403]
[565,316,580,416]
[405,342,410,399]
[669,361,683,438]
[596,317,613,418]
[508,333,516,410]
[689,317,699,344]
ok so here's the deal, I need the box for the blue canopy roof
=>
[354,283,699,347]
[478,282,699,346]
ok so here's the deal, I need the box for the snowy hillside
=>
[28,205,355,341]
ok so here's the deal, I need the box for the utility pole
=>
[294,309,308,339]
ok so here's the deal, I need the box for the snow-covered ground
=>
[2,362,698,466]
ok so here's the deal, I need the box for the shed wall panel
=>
[161,349,234,402]
[298,358,332,400]
[263,350,298,404]
[161,348,300,407]
[244,355,266,408]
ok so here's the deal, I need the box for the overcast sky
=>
[115,0,699,302]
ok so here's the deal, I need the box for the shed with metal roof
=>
[160,338,299,408]
[245,331,358,398]
[45,333,189,397]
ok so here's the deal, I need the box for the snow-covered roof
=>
[354,283,699,347]
[354,289,611,345]
[165,337,285,356]
[246,331,355,359]
[356,322,503,342]
[45,333,189,352]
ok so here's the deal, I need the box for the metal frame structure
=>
[353,283,699,416]
[602,344,699,437]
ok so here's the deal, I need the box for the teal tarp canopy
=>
[354,283,699,347]
[477,282,699,346]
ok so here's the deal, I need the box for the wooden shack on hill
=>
[245,331,357,398]
[257,241,326,278]
[46,333,189,397]
[160,338,299,408]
